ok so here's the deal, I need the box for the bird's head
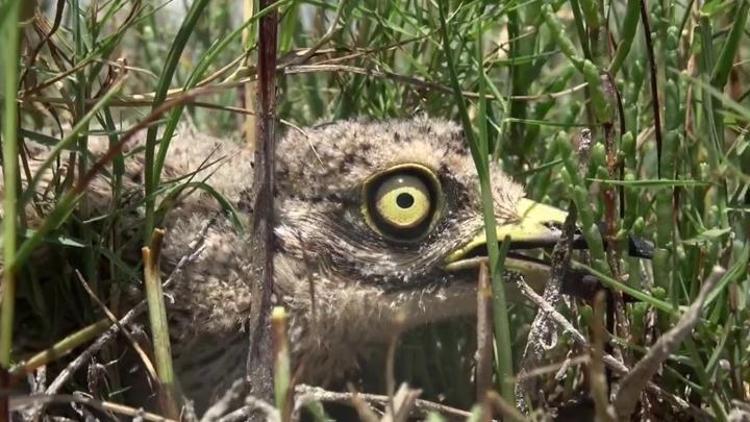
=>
[271,117,566,370]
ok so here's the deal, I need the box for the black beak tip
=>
[628,235,654,259]
[572,221,654,260]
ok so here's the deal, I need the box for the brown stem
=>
[247,0,279,402]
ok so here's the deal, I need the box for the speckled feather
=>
[5,117,529,412]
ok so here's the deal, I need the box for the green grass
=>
[0,0,22,373]
[2,0,749,420]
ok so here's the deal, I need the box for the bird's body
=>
[6,117,574,413]
[157,118,524,407]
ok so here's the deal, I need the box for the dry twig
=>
[74,270,158,381]
[381,383,423,422]
[215,395,280,422]
[200,378,249,421]
[294,384,475,420]
[11,393,175,422]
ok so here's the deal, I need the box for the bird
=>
[5,117,639,414]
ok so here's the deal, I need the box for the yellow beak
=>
[444,198,568,272]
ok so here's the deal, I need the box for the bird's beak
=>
[444,198,569,273]
[443,198,654,302]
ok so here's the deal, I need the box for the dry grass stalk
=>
[10,394,176,422]
[143,228,180,418]
[10,319,111,378]
[74,270,158,381]
[271,306,292,421]
[294,384,476,420]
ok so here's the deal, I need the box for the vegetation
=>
[1,0,749,420]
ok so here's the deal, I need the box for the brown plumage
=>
[6,117,572,412]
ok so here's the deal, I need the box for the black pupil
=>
[396,192,414,209]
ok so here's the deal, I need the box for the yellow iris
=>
[374,174,431,229]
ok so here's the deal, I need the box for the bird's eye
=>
[363,165,442,241]
[374,175,431,229]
